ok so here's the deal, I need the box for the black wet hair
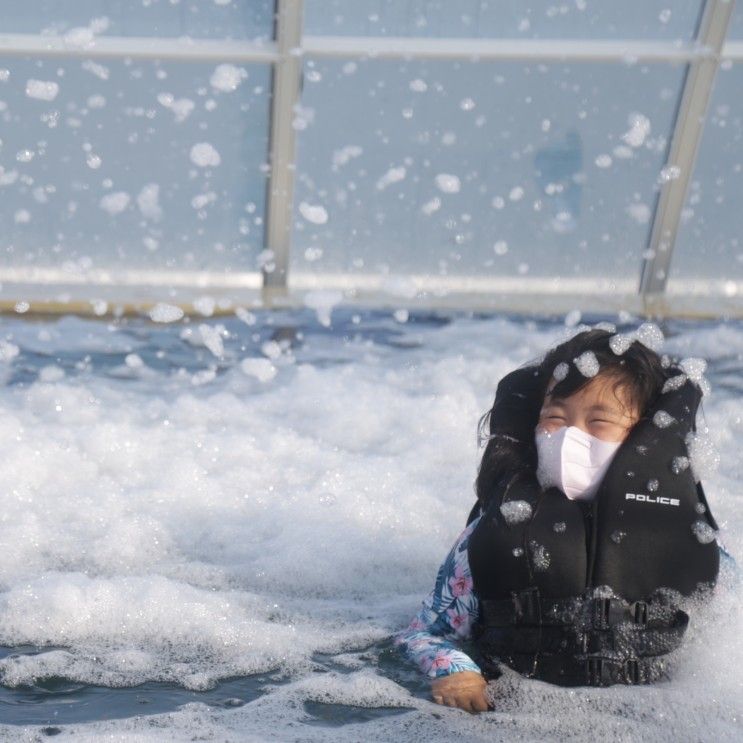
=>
[540,329,667,418]
[474,328,669,508]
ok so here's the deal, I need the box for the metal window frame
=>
[639,0,736,311]
[0,0,737,317]
[263,0,304,299]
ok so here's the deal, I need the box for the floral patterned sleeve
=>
[394,515,483,678]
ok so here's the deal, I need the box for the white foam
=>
[99,191,130,216]
[25,79,59,101]
[0,315,739,740]
[499,500,533,525]
[189,142,221,168]
[573,350,599,377]
[653,410,675,428]
[209,63,247,93]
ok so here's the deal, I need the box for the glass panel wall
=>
[304,0,702,41]
[1,0,274,40]
[0,57,271,272]
[668,63,743,284]
[729,2,743,38]
[290,57,686,281]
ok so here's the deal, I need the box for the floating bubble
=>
[671,456,690,475]
[662,374,687,393]
[499,500,533,525]
[609,333,634,356]
[434,173,461,194]
[610,530,627,544]
[209,63,247,93]
[653,411,675,428]
[148,303,184,323]
[529,541,551,571]
[26,79,59,101]
[190,142,221,168]
[553,362,569,381]
[573,351,599,377]
[691,520,716,545]
[240,358,276,383]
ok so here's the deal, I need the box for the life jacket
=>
[467,370,720,686]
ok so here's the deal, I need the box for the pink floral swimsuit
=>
[394,515,484,678]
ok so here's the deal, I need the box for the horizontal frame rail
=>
[0,32,279,62]
[2,32,743,64]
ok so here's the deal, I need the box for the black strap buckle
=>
[586,657,643,686]
[512,586,541,625]
[592,598,627,630]
[585,657,611,686]
[624,659,641,684]
[631,601,648,625]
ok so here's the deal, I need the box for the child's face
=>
[536,374,640,443]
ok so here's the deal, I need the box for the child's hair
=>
[539,329,668,417]
[474,328,669,507]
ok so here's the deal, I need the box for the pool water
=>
[0,309,740,741]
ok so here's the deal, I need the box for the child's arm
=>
[394,516,483,678]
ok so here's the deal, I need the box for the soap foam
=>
[0,314,740,740]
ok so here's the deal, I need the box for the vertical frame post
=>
[639,0,735,311]
[262,0,304,302]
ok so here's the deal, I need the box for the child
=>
[395,328,727,712]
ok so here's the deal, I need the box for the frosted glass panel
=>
[669,64,743,282]
[291,58,686,280]
[729,3,743,38]
[304,0,702,40]
[1,0,274,40]
[0,57,270,272]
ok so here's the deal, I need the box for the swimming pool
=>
[0,309,740,740]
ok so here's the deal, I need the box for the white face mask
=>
[535,426,622,501]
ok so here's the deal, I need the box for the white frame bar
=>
[0,32,278,62]
[6,31,743,64]
[263,0,304,298]
[302,36,703,62]
[640,0,735,302]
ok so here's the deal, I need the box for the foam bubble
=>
[0,314,738,740]
[210,63,247,93]
[190,142,221,168]
[552,362,569,381]
[26,79,59,101]
[653,410,675,428]
[573,351,599,377]
[499,500,533,525]
[149,303,184,323]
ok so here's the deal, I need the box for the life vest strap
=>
[480,590,683,631]
[482,650,670,687]
[476,589,689,685]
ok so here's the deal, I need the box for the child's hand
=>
[431,670,491,712]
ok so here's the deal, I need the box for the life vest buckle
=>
[624,658,641,684]
[592,598,627,630]
[632,601,648,625]
[584,656,612,686]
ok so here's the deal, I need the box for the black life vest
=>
[467,372,719,686]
